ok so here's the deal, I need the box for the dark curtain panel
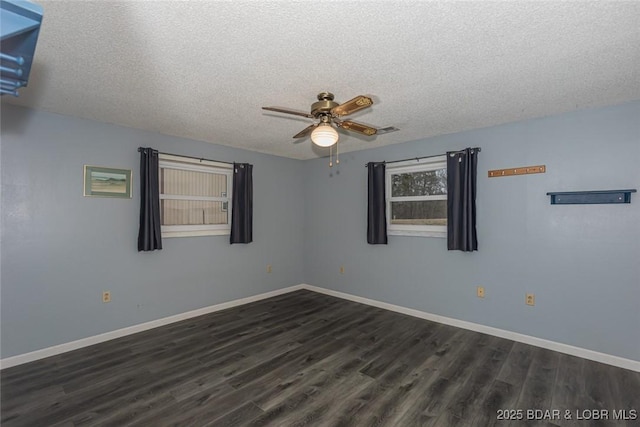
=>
[137,147,162,252]
[230,163,253,244]
[447,148,479,251]
[367,162,388,244]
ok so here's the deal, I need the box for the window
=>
[386,155,447,237]
[159,154,232,238]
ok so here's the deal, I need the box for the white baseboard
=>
[2,283,638,372]
[0,284,305,370]
[300,284,640,372]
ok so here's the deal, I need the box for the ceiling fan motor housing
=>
[311,92,338,117]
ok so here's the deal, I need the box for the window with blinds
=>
[158,154,232,238]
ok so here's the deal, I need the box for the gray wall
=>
[1,104,306,358]
[304,101,640,361]
[2,101,638,362]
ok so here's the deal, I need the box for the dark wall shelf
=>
[546,189,637,205]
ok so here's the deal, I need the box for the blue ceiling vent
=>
[1,0,43,96]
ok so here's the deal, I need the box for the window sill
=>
[162,230,230,238]
[388,229,446,238]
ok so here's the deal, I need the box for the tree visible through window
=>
[386,156,447,236]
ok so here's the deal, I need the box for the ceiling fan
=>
[262,92,386,148]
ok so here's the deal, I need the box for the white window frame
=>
[159,154,232,238]
[386,155,447,238]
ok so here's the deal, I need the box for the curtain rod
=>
[137,147,234,166]
[364,147,481,167]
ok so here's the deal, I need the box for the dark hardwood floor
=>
[2,290,638,426]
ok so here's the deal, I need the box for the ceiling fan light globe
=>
[311,123,339,147]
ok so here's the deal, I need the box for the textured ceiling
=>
[4,1,640,160]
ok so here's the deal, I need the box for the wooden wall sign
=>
[488,165,546,178]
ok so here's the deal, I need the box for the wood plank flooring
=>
[2,290,639,426]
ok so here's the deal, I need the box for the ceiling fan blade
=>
[337,120,378,136]
[262,106,314,118]
[331,95,373,117]
[376,126,400,135]
[293,123,318,138]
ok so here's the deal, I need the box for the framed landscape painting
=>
[84,166,132,198]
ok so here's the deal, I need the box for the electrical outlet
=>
[340,265,345,274]
[526,293,535,306]
[266,264,272,273]
[477,286,485,298]
[102,291,111,303]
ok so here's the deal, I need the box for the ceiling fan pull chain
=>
[329,144,333,167]
[336,140,340,165]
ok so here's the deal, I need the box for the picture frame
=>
[83,165,132,198]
